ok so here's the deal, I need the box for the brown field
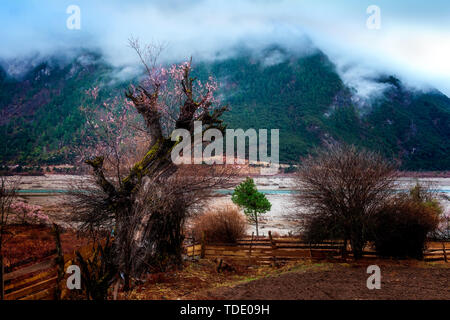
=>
[203,260,450,300]
[2,224,90,272]
[3,225,449,300]
[115,259,449,300]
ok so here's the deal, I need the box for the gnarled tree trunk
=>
[85,61,228,288]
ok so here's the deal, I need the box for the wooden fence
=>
[186,233,449,265]
[424,242,449,262]
[3,235,448,300]
[3,255,58,300]
[2,244,94,300]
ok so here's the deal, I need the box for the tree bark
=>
[350,233,365,260]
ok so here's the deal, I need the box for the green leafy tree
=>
[232,177,271,237]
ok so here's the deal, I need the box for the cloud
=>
[1,0,450,95]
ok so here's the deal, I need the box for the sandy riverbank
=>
[9,174,450,235]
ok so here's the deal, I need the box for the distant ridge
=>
[0,47,449,170]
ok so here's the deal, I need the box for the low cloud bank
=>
[1,0,449,96]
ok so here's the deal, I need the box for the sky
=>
[1,0,450,96]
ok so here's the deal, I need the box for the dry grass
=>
[116,259,339,300]
[190,206,247,243]
[2,224,91,271]
[116,257,449,300]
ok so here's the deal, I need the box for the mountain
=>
[1,48,450,170]
[0,53,116,164]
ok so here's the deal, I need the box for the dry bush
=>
[295,144,397,259]
[67,164,237,289]
[301,213,343,244]
[191,206,247,244]
[371,187,441,259]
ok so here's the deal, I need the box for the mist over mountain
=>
[0,45,449,170]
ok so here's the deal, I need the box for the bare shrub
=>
[191,206,247,244]
[301,212,343,244]
[75,237,117,300]
[371,184,442,259]
[295,144,397,259]
[67,164,236,289]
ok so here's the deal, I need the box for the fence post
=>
[268,231,277,248]
[249,232,254,257]
[268,231,277,265]
[200,231,206,259]
[0,254,4,300]
[443,242,448,263]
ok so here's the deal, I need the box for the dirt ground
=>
[117,259,449,300]
[203,260,450,300]
[117,259,262,300]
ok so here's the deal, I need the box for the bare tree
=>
[294,144,398,259]
[68,41,233,290]
[68,165,235,284]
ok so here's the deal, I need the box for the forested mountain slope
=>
[1,48,449,170]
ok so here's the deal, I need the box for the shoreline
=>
[10,174,450,236]
[2,169,450,179]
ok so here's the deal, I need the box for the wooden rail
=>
[185,238,450,265]
[3,259,58,300]
[4,238,447,300]
[424,242,449,262]
[3,243,95,300]
[185,238,346,265]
